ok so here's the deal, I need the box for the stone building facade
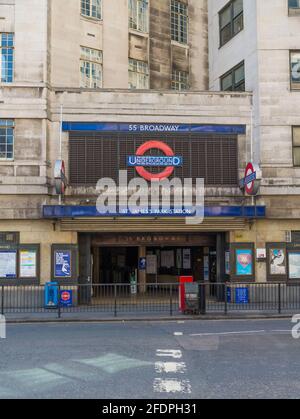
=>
[0,0,299,287]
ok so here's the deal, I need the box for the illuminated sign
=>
[128,141,183,181]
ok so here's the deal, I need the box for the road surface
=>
[0,318,299,399]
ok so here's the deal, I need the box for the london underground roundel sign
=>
[54,160,67,195]
[127,140,183,182]
[240,162,262,196]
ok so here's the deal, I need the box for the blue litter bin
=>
[45,282,59,309]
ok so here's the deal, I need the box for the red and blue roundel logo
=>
[61,291,71,302]
[127,141,183,181]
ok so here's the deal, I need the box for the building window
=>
[293,127,300,166]
[81,0,102,20]
[0,33,14,83]
[171,0,188,44]
[129,0,149,33]
[0,120,14,160]
[129,58,149,89]
[80,47,103,88]
[289,0,300,15]
[221,61,245,91]
[291,51,300,90]
[219,0,243,47]
[171,70,189,91]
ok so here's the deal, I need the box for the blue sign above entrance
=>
[43,205,266,219]
[62,122,246,135]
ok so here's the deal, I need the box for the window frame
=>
[0,33,14,83]
[288,0,300,16]
[81,0,102,20]
[80,46,103,89]
[220,61,245,92]
[0,119,14,161]
[171,0,189,45]
[292,126,300,167]
[171,69,189,91]
[219,0,244,48]
[128,58,149,89]
[290,50,300,91]
[129,0,149,33]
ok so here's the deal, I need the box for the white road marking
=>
[156,349,182,359]
[174,332,183,336]
[190,330,266,337]
[155,362,186,374]
[153,378,192,394]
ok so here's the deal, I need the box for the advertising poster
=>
[55,250,71,278]
[0,251,17,278]
[225,251,230,275]
[183,249,191,270]
[288,252,300,279]
[236,249,253,276]
[146,255,157,275]
[176,249,182,270]
[270,248,286,275]
[20,250,37,278]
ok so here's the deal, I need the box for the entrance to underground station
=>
[77,230,230,305]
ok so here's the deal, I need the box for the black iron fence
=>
[1,282,300,318]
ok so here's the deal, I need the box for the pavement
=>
[0,318,299,399]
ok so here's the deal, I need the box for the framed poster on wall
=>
[236,249,253,276]
[288,252,300,280]
[54,250,71,278]
[20,249,37,278]
[230,243,255,281]
[266,243,287,281]
[0,250,17,278]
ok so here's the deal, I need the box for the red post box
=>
[179,276,194,312]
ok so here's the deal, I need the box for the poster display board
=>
[183,249,191,270]
[0,251,17,278]
[236,249,253,276]
[54,250,71,278]
[270,248,286,275]
[20,250,37,278]
[288,252,300,280]
[146,255,157,275]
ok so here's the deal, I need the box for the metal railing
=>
[1,282,300,318]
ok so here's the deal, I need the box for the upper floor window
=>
[129,58,149,89]
[221,61,245,91]
[80,47,103,88]
[219,0,243,47]
[0,120,14,160]
[171,0,188,44]
[129,0,149,33]
[0,33,14,83]
[81,0,102,20]
[289,0,300,15]
[172,70,189,91]
[293,127,300,166]
[291,51,300,90]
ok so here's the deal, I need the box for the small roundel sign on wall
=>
[239,162,262,196]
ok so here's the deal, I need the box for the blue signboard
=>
[227,287,231,303]
[235,288,249,304]
[43,205,266,219]
[139,257,146,271]
[62,122,246,135]
[127,156,183,167]
[55,250,71,278]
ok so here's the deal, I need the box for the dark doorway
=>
[95,247,138,284]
